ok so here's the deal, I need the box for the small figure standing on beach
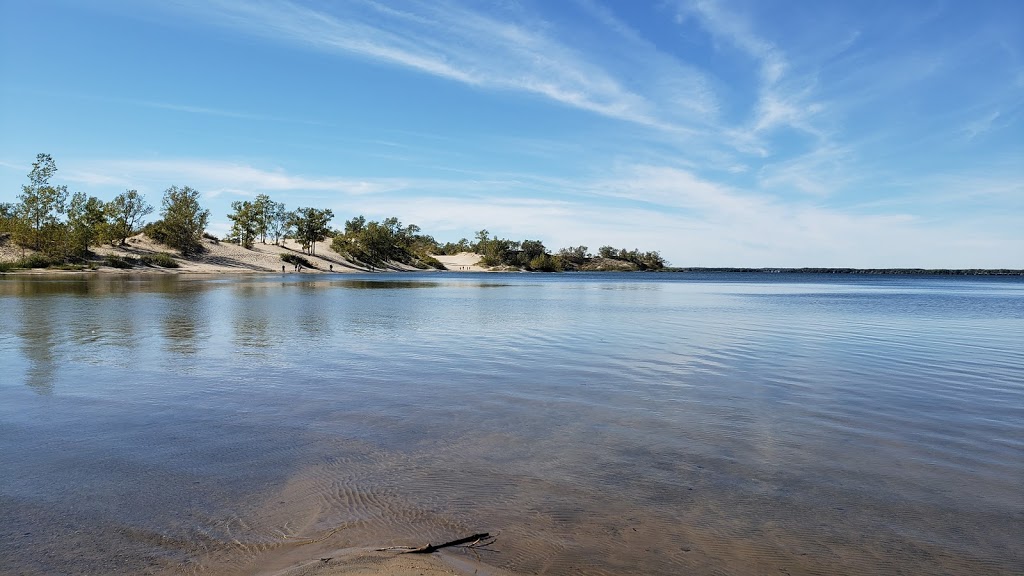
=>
[330,264,333,272]
[282,265,285,273]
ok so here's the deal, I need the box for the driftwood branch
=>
[400,533,493,554]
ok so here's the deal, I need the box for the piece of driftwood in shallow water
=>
[405,533,493,554]
[377,533,494,554]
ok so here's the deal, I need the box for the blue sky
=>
[1,0,1021,267]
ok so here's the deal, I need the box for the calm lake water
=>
[1,272,1022,575]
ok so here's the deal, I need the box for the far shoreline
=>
[659,267,1024,276]
[4,234,1020,277]
[3,266,1022,277]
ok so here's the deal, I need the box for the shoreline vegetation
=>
[0,153,667,274]
[1,154,1020,276]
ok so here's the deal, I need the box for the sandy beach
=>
[0,234,487,274]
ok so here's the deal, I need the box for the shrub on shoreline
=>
[105,255,138,269]
[281,253,314,268]
[19,254,58,269]
[139,253,180,268]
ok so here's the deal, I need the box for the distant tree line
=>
[1,153,668,272]
[435,231,666,271]
[595,245,666,270]
[226,207,666,272]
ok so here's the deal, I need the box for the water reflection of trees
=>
[16,300,57,394]
[160,294,209,356]
[232,302,272,354]
[102,298,140,349]
[0,274,189,297]
[295,299,330,337]
[162,314,198,355]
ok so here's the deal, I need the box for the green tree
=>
[0,202,16,234]
[331,215,438,270]
[529,253,562,272]
[476,234,519,267]
[0,203,28,258]
[156,185,209,256]
[360,220,392,268]
[344,215,366,235]
[252,194,274,244]
[638,250,666,270]
[65,192,107,257]
[592,245,666,270]
[473,229,490,251]
[290,207,333,255]
[438,238,471,254]
[518,239,547,267]
[17,153,68,251]
[267,201,290,245]
[227,200,258,249]
[106,189,153,246]
[557,245,588,265]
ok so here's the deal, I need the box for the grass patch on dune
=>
[139,253,180,268]
[105,255,138,269]
[15,254,59,269]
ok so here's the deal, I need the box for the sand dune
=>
[0,234,492,274]
[431,252,485,272]
[88,235,411,274]
[1,232,496,275]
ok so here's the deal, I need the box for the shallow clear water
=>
[1,272,1022,575]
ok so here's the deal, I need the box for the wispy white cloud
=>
[679,0,786,85]
[756,145,855,197]
[885,168,1024,210]
[162,0,716,134]
[571,164,1022,268]
[676,0,824,141]
[142,101,264,120]
[961,110,1005,140]
[130,97,335,127]
[62,159,409,198]
[0,160,28,173]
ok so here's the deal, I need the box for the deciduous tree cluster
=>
[0,154,159,261]
[331,216,443,270]
[2,153,668,272]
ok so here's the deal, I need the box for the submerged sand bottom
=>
[4,404,1021,575]
[106,428,1016,576]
